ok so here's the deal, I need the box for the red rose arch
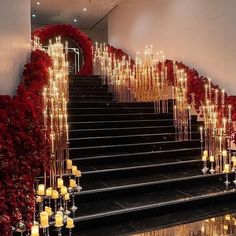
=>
[32,24,93,75]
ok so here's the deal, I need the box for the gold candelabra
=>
[200,78,234,189]
[172,65,191,141]
[31,37,81,236]
[93,43,191,141]
[93,44,169,110]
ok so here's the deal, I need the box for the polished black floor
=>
[63,201,236,236]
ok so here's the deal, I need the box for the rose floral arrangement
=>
[32,24,93,76]
[0,50,52,235]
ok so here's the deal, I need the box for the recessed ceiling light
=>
[37,2,40,5]
[32,14,36,18]
[73,19,77,22]
[83,8,87,11]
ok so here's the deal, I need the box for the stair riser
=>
[69,133,200,147]
[68,108,155,115]
[69,125,200,135]
[74,189,236,230]
[69,98,113,102]
[69,90,108,95]
[68,114,174,122]
[68,102,155,108]
[79,161,202,182]
[73,149,201,165]
[70,85,108,90]
[70,140,200,156]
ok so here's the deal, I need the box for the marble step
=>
[69,119,200,130]
[68,113,176,122]
[69,139,201,156]
[72,178,233,229]
[71,147,201,165]
[76,166,218,201]
[69,84,108,90]
[69,124,199,138]
[68,102,155,108]
[78,158,202,183]
[68,107,155,115]
[69,132,200,147]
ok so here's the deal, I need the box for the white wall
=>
[108,0,236,95]
[0,0,31,95]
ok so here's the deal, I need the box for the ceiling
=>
[31,0,126,30]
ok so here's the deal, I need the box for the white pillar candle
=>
[31,225,39,236]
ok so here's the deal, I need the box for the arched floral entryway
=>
[32,24,93,75]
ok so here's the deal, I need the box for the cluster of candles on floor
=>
[200,79,234,188]
[30,37,82,236]
[172,65,191,141]
[93,43,169,110]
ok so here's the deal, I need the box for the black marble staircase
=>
[68,75,235,232]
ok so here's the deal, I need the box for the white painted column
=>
[0,0,31,95]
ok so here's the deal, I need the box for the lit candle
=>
[223,118,227,133]
[66,124,69,141]
[200,127,203,140]
[222,89,225,105]
[40,211,49,228]
[210,156,214,162]
[72,165,77,175]
[174,105,177,120]
[205,85,208,99]
[46,187,52,197]
[215,89,218,105]
[203,150,208,157]
[224,164,230,173]
[208,78,211,94]
[228,105,232,121]
[202,156,207,162]
[60,186,68,195]
[36,196,42,203]
[232,156,236,167]
[64,193,70,201]
[45,206,53,216]
[66,217,74,229]
[37,184,45,196]
[57,178,64,188]
[50,132,55,153]
[51,190,59,199]
[31,225,39,236]
[55,212,63,227]
[70,179,76,188]
[76,170,82,177]
[222,150,227,157]
[66,159,72,170]
[224,224,229,230]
